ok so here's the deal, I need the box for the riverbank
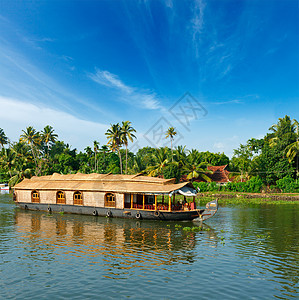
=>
[196,191,299,205]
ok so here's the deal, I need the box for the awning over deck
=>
[169,186,197,197]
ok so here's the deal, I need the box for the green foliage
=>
[244,176,264,193]
[197,151,229,166]
[276,176,299,193]
[0,173,9,183]
[106,152,121,174]
[162,163,181,182]
[224,176,264,193]
[193,176,264,193]
[193,181,219,192]
[0,128,8,148]
[1,116,299,192]
[256,142,295,184]
[192,182,210,192]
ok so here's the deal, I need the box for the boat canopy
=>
[169,185,197,197]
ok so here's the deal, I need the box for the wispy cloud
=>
[21,35,55,46]
[187,0,265,82]
[90,69,133,94]
[0,96,108,151]
[190,0,206,57]
[212,99,242,105]
[165,0,173,9]
[0,39,109,118]
[89,68,161,110]
[207,94,259,106]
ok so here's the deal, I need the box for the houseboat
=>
[13,173,218,221]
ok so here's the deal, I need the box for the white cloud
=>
[89,69,133,94]
[213,142,225,150]
[212,135,240,157]
[89,68,162,110]
[0,96,108,151]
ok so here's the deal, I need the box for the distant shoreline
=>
[197,192,299,203]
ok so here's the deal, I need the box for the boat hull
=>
[16,202,207,221]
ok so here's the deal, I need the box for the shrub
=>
[193,176,265,193]
[245,176,264,193]
[276,176,299,193]
[193,181,219,192]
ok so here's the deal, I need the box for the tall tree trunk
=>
[125,144,128,174]
[30,144,39,175]
[171,139,173,162]
[117,148,123,174]
[296,152,298,182]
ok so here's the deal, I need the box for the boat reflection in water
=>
[14,209,218,274]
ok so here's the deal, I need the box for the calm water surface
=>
[0,193,298,299]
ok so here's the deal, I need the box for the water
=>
[0,193,298,299]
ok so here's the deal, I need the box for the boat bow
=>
[197,199,218,221]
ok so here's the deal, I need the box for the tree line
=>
[0,115,298,192]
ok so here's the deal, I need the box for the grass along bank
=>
[196,192,299,205]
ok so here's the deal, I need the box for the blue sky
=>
[0,0,298,156]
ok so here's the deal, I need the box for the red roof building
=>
[207,165,231,184]
[180,165,231,184]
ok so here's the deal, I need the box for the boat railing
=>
[131,203,192,211]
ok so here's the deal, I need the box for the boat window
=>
[105,193,116,208]
[31,190,40,203]
[73,191,83,205]
[57,191,66,204]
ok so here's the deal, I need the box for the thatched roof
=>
[14,173,194,194]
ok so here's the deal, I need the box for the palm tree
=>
[183,152,212,182]
[41,125,58,154]
[269,115,295,136]
[105,123,123,174]
[269,115,296,147]
[131,153,146,174]
[100,145,109,172]
[165,127,177,161]
[146,147,169,177]
[0,148,15,177]
[187,149,201,164]
[9,167,33,187]
[84,146,93,157]
[93,140,100,172]
[121,121,136,174]
[4,142,33,186]
[100,145,109,160]
[0,128,8,148]
[173,146,187,167]
[269,117,299,180]
[184,162,212,182]
[285,119,299,180]
[20,126,40,172]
